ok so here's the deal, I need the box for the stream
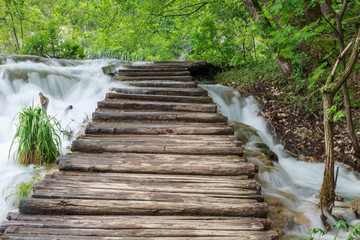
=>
[0,56,359,239]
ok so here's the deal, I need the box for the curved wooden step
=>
[124,80,196,88]
[115,76,193,82]
[97,100,216,113]
[85,122,233,135]
[110,87,208,96]
[56,152,256,177]
[106,92,213,103]
[93,110,228,123]
[117,71,190,76]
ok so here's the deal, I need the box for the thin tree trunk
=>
[5,1,20,51]
[320,92,336,214]
[342,83,360,158]
[252,34,257,62]
[242,40,246,61]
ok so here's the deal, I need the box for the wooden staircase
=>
[0,61,278,239]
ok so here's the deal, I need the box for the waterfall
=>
[203,84,360,239]
[0,56,127,221]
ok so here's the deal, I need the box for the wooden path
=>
[0,61,278,239]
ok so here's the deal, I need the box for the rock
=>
[244,149,274,167]
[231,121,260,144]
[349,198,360,217]
[294,127,312,138]
[254,142,279,162]
[265,196,310,236]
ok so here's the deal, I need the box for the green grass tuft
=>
[9,105,63,166]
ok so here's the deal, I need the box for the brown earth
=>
[225,80,360,172]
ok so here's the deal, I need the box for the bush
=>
[10,105,63,165]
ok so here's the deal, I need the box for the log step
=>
[115,76,193,82]
[97,100,216,113]
[119,67,189,72]
[2,213,271,231]
[117,71,190,76]
[93,110,228,123]
[123,80,196,88]
[1,214,278,239]
[19,198,266,217]
[85,122,233,135]
[110,87,208,96]
[71,135,243,155]
[106,92,213,103]
[56,152,256,176]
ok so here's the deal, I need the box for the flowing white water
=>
[0,56,130,221]
[203,84,360,239]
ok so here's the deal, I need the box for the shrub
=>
[10,105,63,165]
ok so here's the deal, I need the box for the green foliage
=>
[3,166,41,207]
[298,221,360,240]
[215,59,283,87]
[10,105,64,166]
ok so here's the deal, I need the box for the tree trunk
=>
[319,92,336,213]
[242,0,293,76]
[342,83,360,160]
[5,1,20,52]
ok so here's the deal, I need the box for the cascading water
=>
[0,56,129,221]
[203,84,360,239]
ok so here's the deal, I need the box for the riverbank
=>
[215,61,360,172]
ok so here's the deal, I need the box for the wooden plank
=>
[57,153,255,176]
[93,110,228,123]
[97,100,216,113]
[110,87,208,96]
[115,76,193,82]
[18,198,267,217]
[71,140,243,156]
[3,213,271,231]
[4,226,278,238]
[123,80,196,88]
[0,233,279,240]
[116,71,190,76]
[106,92,213,103]
[118,67,189,72]
[85,122,234,135]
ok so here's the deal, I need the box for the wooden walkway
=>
[0,61,278,239]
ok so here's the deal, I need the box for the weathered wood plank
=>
[106,92,213,103]
[85,122,233,135]
[0,233,279,240]
[110,87,208,96]
[117,71,190,76]
[116,76,193,82]
[18,198,267,217]
[3,213,271,231]
[118,67,189,72]
[56,153,255,176]
[93,110,228,123]
[123,80,196,88]
[5,226,278,238]
[97,100,216,113]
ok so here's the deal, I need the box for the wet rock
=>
[349,198,360,217]
[231,121,260,143]
[265,196,310,236]
[245,149,274,167]
[254,142,279,162]
[309,155,322,163]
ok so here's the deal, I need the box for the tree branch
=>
[329,27,360,93]
[149,2,211,17]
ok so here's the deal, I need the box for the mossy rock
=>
[254,142,278,162]
[231,121,260,143]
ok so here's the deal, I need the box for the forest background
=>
[1,0,360,213]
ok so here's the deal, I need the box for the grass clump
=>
[10,105,63,165]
